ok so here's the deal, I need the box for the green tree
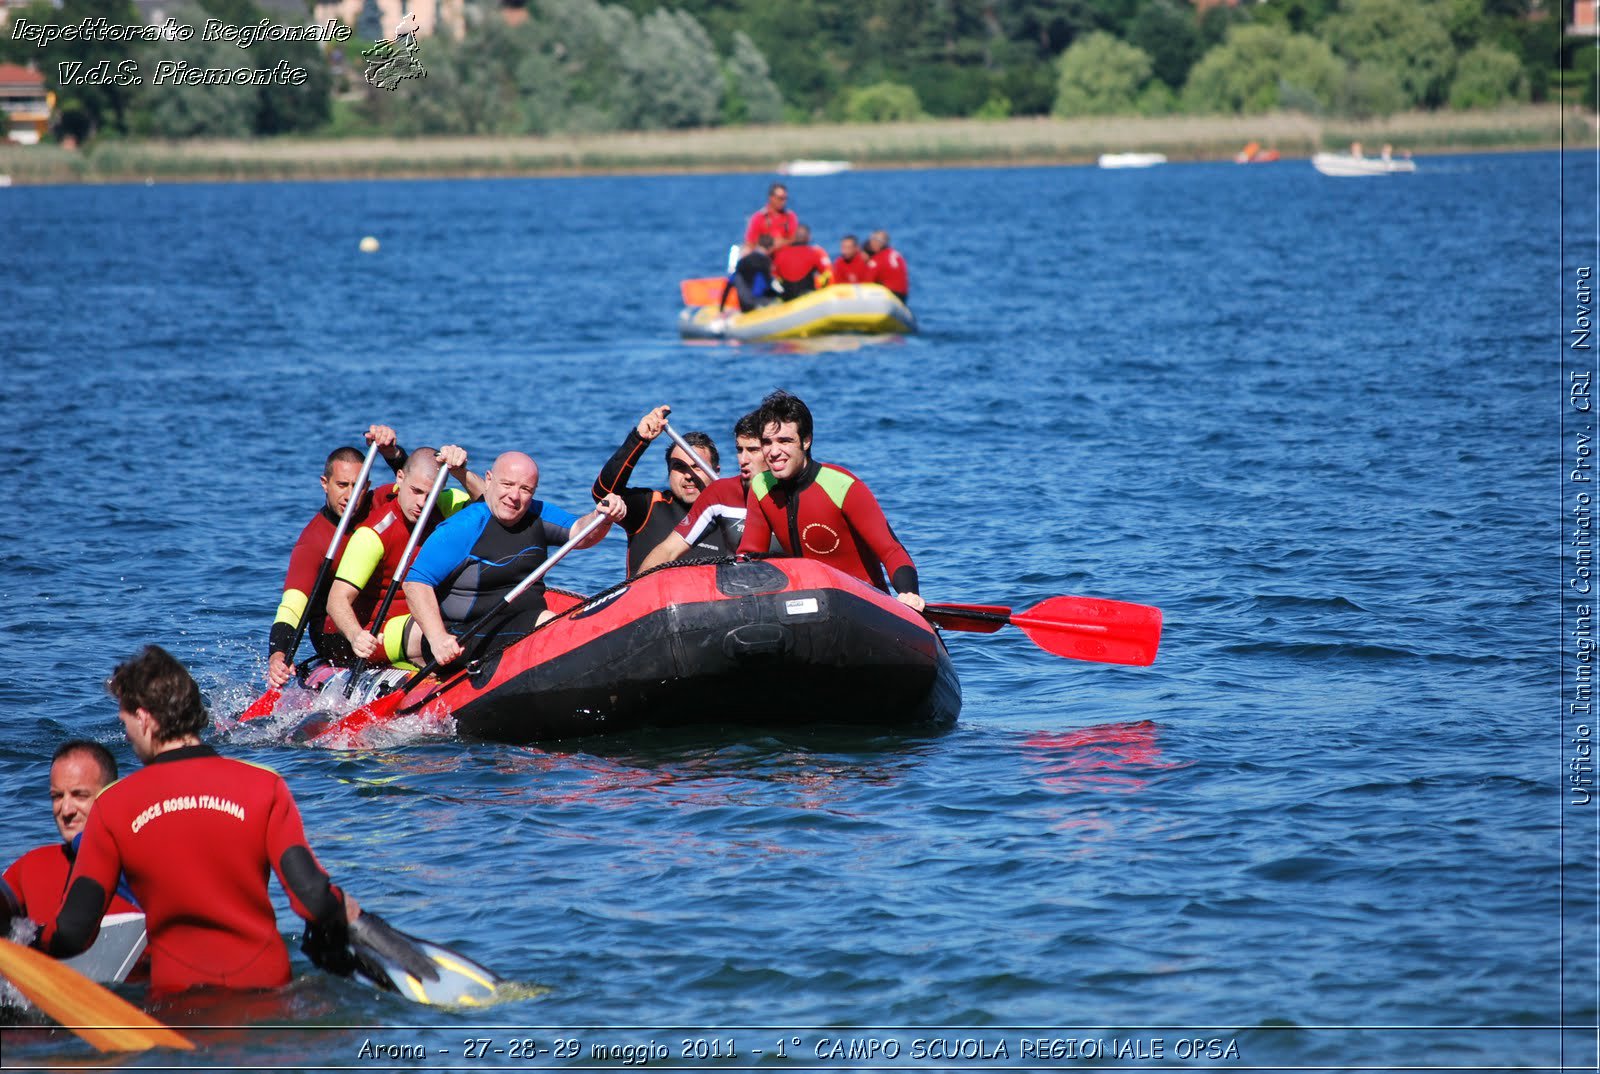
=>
[137,36,256,138]
[1181,23,1342,114]
[1575,44,1600,112]
[842,80,924,122]
[722,29,785,124]
[1322,0,1455,108]
[620,9,722,128]
[1448,42,1529,108]
[1052,31,1152,115]
[1332,61,1409,118]
[1,0,147,140]
[1127,0,1201,90]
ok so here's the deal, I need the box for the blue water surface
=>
[0,150,1587,1071]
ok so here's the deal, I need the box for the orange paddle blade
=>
[0,938,194,1053]
[679,276,726,307]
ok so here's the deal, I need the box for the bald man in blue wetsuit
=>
[401,452,626,665]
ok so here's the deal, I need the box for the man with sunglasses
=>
[744,183,798,250]
[592,404,731,577]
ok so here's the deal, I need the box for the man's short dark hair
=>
[403,446,439,473]
[756,234,775,251]
[674,432,720,472]
[768,182,787,197]
[53,740,117,785]
[734,410,762,440]
[323,446,363,478]
[757,389,813,448]
[106,646,208,743]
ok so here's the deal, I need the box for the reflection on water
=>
[1023,720,1186,796]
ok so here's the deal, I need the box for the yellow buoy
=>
[359,236,380,253]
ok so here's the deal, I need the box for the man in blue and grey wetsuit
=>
[400,451,625,665]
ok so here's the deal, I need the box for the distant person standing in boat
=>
[25,646,384,995]
[2,741,140,926]
[592,405,728,576]
[744,182,798,249]
[722,235,779,313]
[737,390,925,612]
[771,224,832,300]
[324,445,484,671]
[832,234,872,284]
[402,452,626,665]
[639,409,774,572]
[865,230,909,304]
[266,424,408,689]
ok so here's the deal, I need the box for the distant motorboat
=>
[778,159,851,177]
[1098,152,1166,169]
[1312,151,1416,177]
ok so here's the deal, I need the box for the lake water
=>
[0,149,1590,1071]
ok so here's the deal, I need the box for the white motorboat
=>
[1098,152,1167,169]
[1311,151,1417,177]
[778,159,851,177]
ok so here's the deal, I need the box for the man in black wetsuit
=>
[720,235,777,313]
[592,404,731,577]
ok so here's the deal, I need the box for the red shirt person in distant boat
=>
[592,405,729,577]
[737,390,925,612]
[639,409,776,573]
[325,445,483,670]
[2,740,140,925]
[31,646,363,995]
[267,425,407,688]
[831,234,872,284]
[744,183,798,249]
[770,224,832,300]
[865,230,909,303]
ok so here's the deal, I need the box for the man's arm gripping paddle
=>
[242,437,384,721]
[341,462,452,697]
[924,595,1163,666]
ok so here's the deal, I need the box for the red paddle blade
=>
[238,688,282,722]
[679,276,725,307]
[1014,596,1163,666]
[923,603,1012,633]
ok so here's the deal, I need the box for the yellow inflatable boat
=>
[678,283,917,342]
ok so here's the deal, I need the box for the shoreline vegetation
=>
[0,104,1579,185]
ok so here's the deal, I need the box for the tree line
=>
[0,0,1583,143]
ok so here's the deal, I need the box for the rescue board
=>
[61,912,146,984]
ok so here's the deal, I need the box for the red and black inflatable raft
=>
[300,557,960,744]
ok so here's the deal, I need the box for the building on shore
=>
[314,0,463,38]
[0,64,50,145]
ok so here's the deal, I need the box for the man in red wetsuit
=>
[2,741,140,925]
[771,224,832,300]
[737,390,926,612]
[593,405,728,576]
[27,646,378,995]
[744,183,798,249]
[326,445,483,670]
[865,230,909,303]
[638,410,774,573]
[267,424,406,688]
[832,233,872,284]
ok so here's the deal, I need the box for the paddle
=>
[924,596,1163,667]
[305,511,613,741]
[662,421,721,482]
[241,438,385,722]
[342,462,452,698]
[0,938,194,1053]
[679,276,726,307]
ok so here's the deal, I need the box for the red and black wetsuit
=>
[771,243,832,299]
[832,251,872,284]
[271,476,400,667]
[868,245,909,302]
[744,206,798,249]
[40,745,347,995]
[3,843,139,922]
[738,460,919,595]
[593,429,733,575]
